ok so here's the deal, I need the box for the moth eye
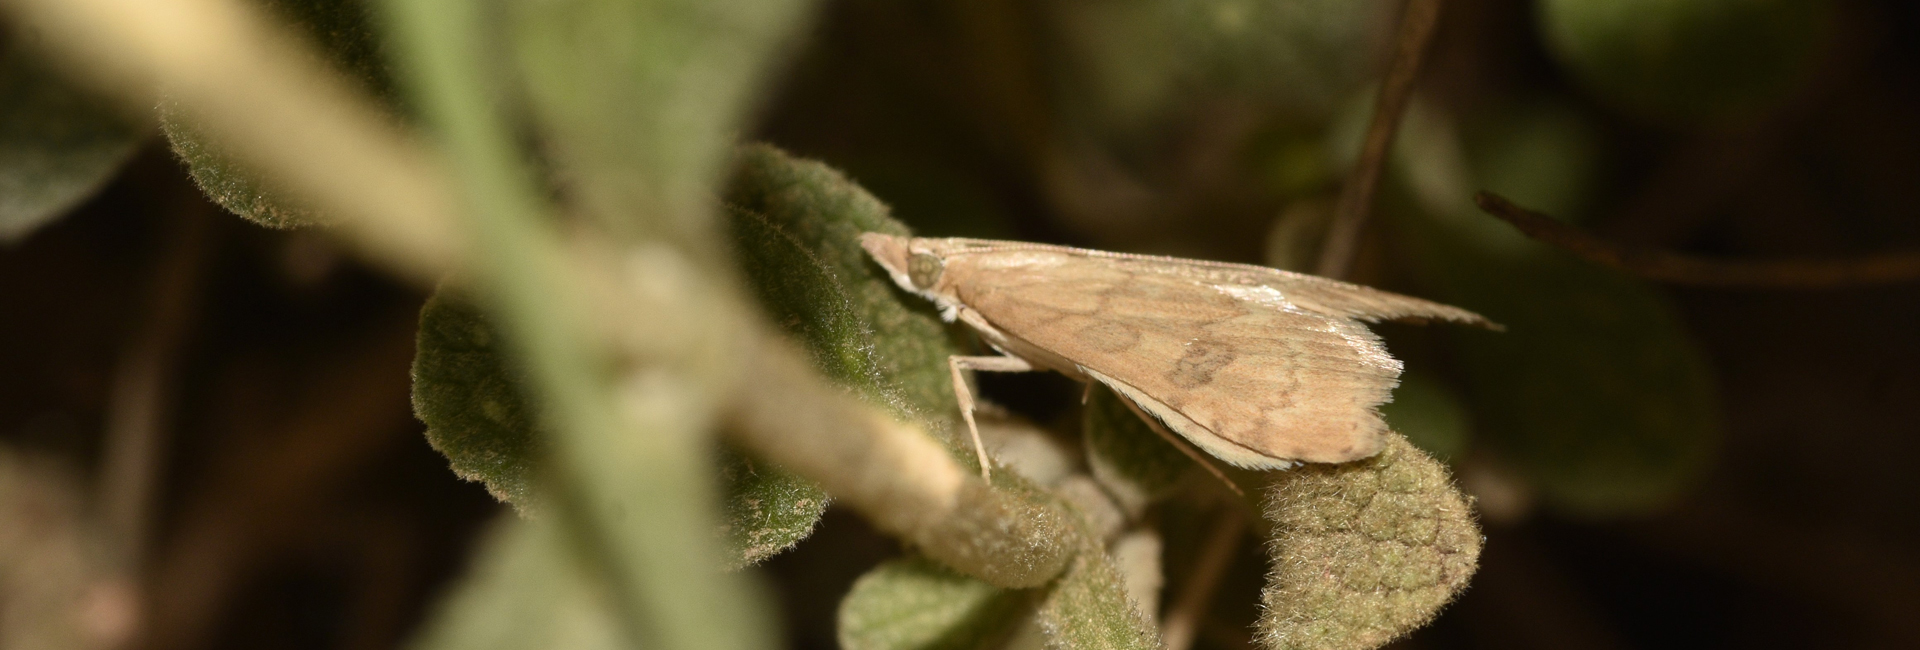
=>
[907,252,944,289]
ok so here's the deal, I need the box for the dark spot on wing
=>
[1168,341,1234,389]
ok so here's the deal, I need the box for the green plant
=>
[12,0,1765,647]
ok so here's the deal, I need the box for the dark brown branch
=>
[1474,192,1920,289]
[1316,0,1446,280]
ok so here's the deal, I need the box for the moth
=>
[860,234,1494,483]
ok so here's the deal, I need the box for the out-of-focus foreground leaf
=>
[838,557,1032,650]
[0,45,141,243]
[1537,0,1832,125]
[1390,99,1720,515]
[162,0,398,228]
[407,519,625,650]
[1258,435,1479,650]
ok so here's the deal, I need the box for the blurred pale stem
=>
[725,338,1074,589]
[0,0,463,285]
[0,0,1078,601]
[1317,0,1445,279]
[383,0,775,648]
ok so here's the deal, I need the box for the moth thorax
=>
[908,252,944,289]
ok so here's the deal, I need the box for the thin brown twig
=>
[98,194,214,575]
[1474,192,1920,289]
[1160,506,1246,650]
[1316,0,1446,280]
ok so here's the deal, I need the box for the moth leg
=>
[1108,392,1247,498]
[949,355,1036,480]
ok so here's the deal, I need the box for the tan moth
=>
[860,234,1495,483]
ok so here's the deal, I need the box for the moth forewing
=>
[860,233,1493,477]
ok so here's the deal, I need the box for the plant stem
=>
[1475,192,1920,288]
[383,1,768,649]
[1317,0,1446,280]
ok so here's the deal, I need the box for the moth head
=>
[859,233,961,316]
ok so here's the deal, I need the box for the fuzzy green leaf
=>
[1082,384,1191,512]
[0,47,141,243]
[838,557,1032,650]
[406,518,627,650]
[725,144,967,447]
[412,289,543,509]
[717,446,828,569]
[727,204,892,404]
[1257,435,1480,650]
[411,288,826,566]
[1033,539,1160,650]
[163,0,398,228]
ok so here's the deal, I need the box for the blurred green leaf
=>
[0,47,141,243]
[1082,384,1192,513]
[506,0,812,250]
[162,0,399,228]
[1537,0,1832,125]
[1054,0,1388,133]
[1257,435,1479,650]
[1379,371,1471,463]
[1387,99,1719,515]
[838,557,1032,650]
[406,518,627,650]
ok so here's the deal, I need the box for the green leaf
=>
[1082,384,1192,513]
[1378,372,1471,463]
[838,557,1032,650]
[163,0,399,228]
[1033,539,1159,650]
[717,446,828,569]
[725,144,968,449]
[1387,97,1719,516]
[1257,435,1480,650]
[412,289,544,510]
[1054,0,1387,133]
[0,47,141,243]
[1537,0,1832,125]
[411,288,827,566]
[727,203,892,405]
[406,518,627,650]
[504,0,812,251]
